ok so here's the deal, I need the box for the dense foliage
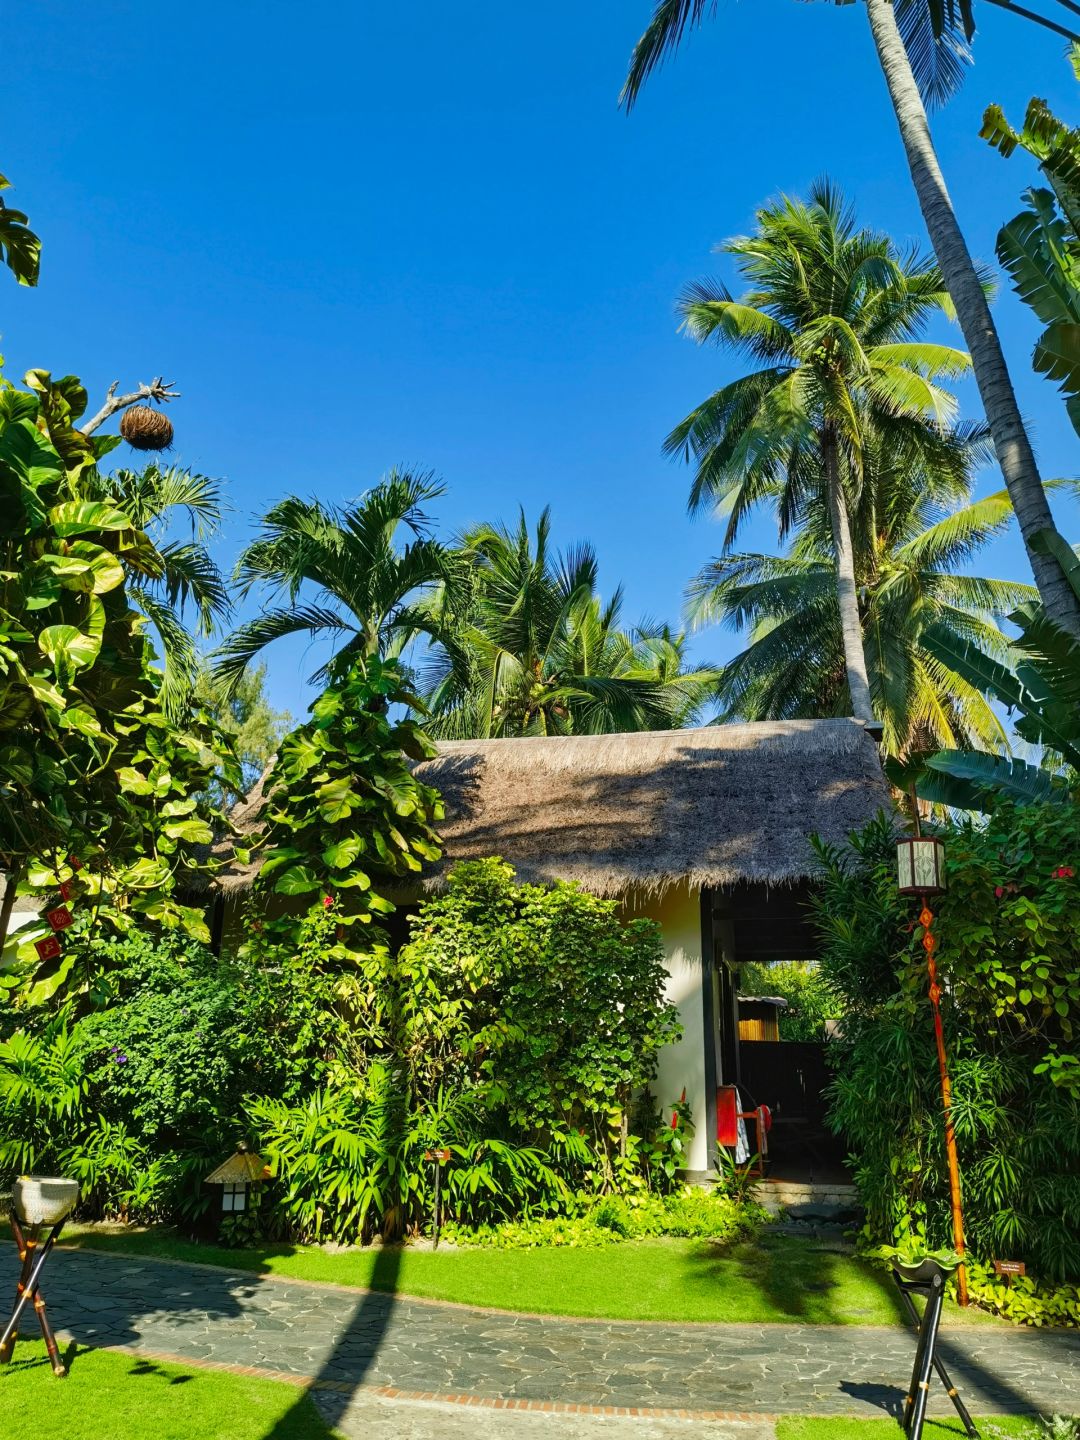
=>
[982,48,1080,436]
[922,528,1080,808]
[0,371,236,1005]
[246,859,686,1242]
[0,933,286,1222]
[242,655,443,962]
[815,815,1080,1286]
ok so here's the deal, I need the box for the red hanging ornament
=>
[66,855,83,872]
[58,881,73,902]
[46,905,73,932]
[35,934,62,962]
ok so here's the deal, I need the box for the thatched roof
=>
[217,718,886,900]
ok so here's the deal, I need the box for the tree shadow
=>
[683,1230,909,1325]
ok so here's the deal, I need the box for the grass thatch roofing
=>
[217,718,887,900]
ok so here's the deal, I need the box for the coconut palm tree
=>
[88,463,230,710]
[665,182,968,724]
[420,507,719,736]
[213,468,458,694]
[621,0,1080,635]
[688,423,1037,755]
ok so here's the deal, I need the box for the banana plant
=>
[920,529,1080,809]
[982,49,1080,435]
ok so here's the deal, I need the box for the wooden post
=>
[920,905,968,1308]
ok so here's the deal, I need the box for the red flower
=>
[323,894,334,909]
[1054,866,1075,879]
[995,886,1004,898]
[671,1111,679,1129]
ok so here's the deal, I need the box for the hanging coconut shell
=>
[120,405,174,451]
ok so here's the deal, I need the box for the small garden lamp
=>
[206,1144,270,1218]
[896,827,969,1307]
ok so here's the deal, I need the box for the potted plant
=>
[876,1235,963,1285]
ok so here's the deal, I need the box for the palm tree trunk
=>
[823,431,876,724]
[863,0,1080,637]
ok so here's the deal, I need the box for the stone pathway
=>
[3,1247,1079,1435]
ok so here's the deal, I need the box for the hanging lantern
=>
[897,835,946,896]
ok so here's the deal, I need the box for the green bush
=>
[815,814,1080,1290]
[964,1261,1080,1328]
[0,932,293,1222]
[443,1188,763,1249]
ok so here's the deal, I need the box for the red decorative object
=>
[66,855,83,872]
[58,881,73,903]
[45,906,73,932]
[716,1085,738,1147]
[34,935,62,962]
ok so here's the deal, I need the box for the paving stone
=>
[3,1246,1079,1423]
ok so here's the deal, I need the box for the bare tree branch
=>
[80,376,181,436]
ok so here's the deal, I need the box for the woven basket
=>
[13,1176,79,1226]
[120,405,173,451]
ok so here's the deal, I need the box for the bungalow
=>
[217,717,888,1177]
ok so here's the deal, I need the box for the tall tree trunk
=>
[863,0,1080,637]
[823,430,876,724]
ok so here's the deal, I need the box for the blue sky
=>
[0,1,1075,718]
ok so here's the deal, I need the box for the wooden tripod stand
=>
[896,1268,978,1439]
[0,1213,69,1377]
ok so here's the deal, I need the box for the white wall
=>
[623,884,708,1174]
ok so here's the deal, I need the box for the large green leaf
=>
[922,749,1071,809]
[0,176,40,287]
[48,501,133,538]
[274,865,321,895]
[921,624,1025,710]
[37,623,102,684]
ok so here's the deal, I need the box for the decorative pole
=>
[897,829,969,1308]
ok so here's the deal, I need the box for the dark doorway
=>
[702,883,850,1185]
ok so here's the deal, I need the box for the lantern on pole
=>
[896,828,969,1307]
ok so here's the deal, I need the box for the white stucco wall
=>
[623,884,708,1174]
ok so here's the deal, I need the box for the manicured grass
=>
[775,1420,1045,1438]
[59,1223,993,1327]
[0,1339,338,1440]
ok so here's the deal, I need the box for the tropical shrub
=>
[241,654,443,962]
[0,370,237,1006]
[444,1189,764,1249]
[0,932,291,1222]
[815,815,1080,1287]
[394,859,681,1147]
[241,859,686,1242]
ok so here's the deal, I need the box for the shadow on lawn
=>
[686,1233,909,1325]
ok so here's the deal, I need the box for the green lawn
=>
[0,1340,338,1440]
[59,1224,996,1327]
[775,1421,1045,1438]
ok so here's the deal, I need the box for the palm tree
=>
[89,463,230,709]
[688,423,1037,755]
[420,507,719,736]
[621,0,1080,635]
[213,468,457,694]
[665,182,967,724]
